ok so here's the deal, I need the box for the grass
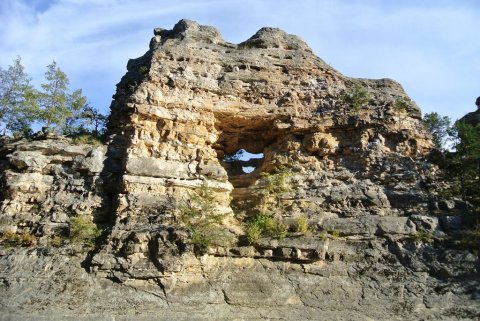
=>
[331,229,340,240]
[0,231,37,247]
[294,215,310,235]
[409,230,433,244]
[71,134,104,146]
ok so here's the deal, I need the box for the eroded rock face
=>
[0,20,479,320]
[0,138,112,242]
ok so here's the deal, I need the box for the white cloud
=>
[1,0,479,120]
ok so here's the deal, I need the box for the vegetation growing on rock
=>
[178,183,234,252]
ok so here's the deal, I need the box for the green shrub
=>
[320,231,328,241]
[244,166,293,243]
[261,165,291,195]
[49,235,63,247]
[294,215,309,234]
[246,223,262,244]
[0,231,37,247]
[70,216,102,249]
[331,229,340,240]
[246,212,288,244]
[409,230,433,244]
[179,182,234,253]
[393,98,410,113]
[342,83,371,112]
[269,219,288,239]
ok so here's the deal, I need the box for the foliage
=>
[294,215,310,235]
[261,165,291,195]
[244,166,292,243]
[320,231,328,241]
[422,112,452,149]
[440,121,480,208]
[0,231,37,247]
[38,61,87,132]
[64,104,107,137]
[179,183,234,252]
[342,83,371,112]
[0,57,107,138]
[409,230,433,244]
[71,134,104,146]
[454,225,480,256]
[331,229,340,240]
[393,98,410,114]
[79,105,107,136]
[246,222,262,244]
[246,212,288,244]
[48,235,63,247]
[0,56,39,137]
[428,112,480,256]
[69,215,102,249]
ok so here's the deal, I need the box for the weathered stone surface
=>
[0,20,479,320]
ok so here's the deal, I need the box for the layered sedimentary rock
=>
[0,20,479,320]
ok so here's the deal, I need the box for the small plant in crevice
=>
[245,165,292,244]
[393,97,410,114]
[294,215,310,235]
[48,235,64,247]
[0,230,37,247]
[320,231,328,241]
[331,229,340,240]
[246,212,288,244]
[261,165,292,195]
[69,215,102,249]
[178,182,234,253]
[258,165,292,215]
[409,230,433,244]
[341,83,371,113]
[392,97,411,130]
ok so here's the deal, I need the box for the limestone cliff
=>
[0,20,478,321]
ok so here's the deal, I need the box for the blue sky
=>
[1,0,479,121]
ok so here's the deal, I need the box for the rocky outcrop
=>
[0,138,111,241]
[459,96,480,126]
[0,20,479,320]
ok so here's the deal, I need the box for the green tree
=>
[38,61,87,133]
[447,121,480,206]
[80,105,107,136]
[422,112,452,149]
[0,56,38,136]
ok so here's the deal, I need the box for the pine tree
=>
[38,61,86,133]
[423,112,452,149]
[0,56,38,136]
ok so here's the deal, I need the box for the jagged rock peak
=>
[152,19,224,45]
[151,19,312,52]
[239,26,312,52]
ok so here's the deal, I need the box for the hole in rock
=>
[223,149,264,174]
[213,114,282,209]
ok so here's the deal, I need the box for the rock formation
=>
[459,96,480,126]
[0,20,479,320]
